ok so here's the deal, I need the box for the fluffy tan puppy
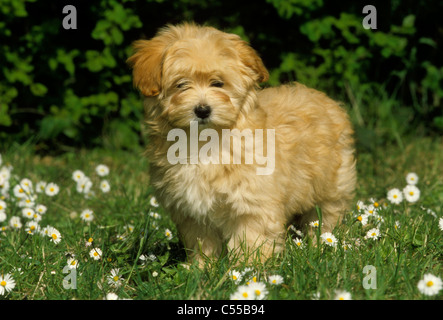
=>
[127,23,356,265]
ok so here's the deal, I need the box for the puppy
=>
[127,23,356,265]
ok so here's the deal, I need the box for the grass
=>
[0,136,442,300]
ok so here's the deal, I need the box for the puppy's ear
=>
[229,35,269,83]
[127,39,165,97]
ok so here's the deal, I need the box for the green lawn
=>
[0,137,442,300]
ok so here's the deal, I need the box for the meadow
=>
[0,136,442,300]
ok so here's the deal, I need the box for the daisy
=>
[13,184,27,198]
[89,247,102,260]
[39,225,52,237]
[365,227,380,240]
[364,204,377,215]
[99,180,110,193]
[229,270,243,283]
[72,170,85,182]
[293,237,304,249]
[85,237,94,247]
[67,257,79,269]
[439,217,443,232]
[417,274,442,296]
[165,228,173,240]
[403,185,420,203]
[25,221,40,235]
[149,211,161,219]
[45,182,59,196]
[320,232,338,247]
[268,275,284,285]
[96,164,110,177]
[80,209,94,222]
[309,220,320,228]
[35,181,47,193]
[0,199,6,211]
[150,196,159,207]
[76,177,92,194]
[0,211,6,223]
[0,273,16,295]
[394,221,401,230]
[48,227,62,244]
[108,268,124,288]
[9,216,22,229]
[35,204,47,215]
[356,213,369,226]
[356,200,366,212]
[230,285,255,300]
[387,188,403,204]
[249,281,268,300]
[22,207,35,219]
[334,290,352,300]
[105,292,119,300]
[406,172,419,185]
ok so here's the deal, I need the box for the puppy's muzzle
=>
[194,105,211,119]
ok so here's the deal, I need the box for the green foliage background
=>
[1,0,442,153]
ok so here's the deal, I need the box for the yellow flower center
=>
[296,242,301,246]
[339,297,344,300]
[371,233,377,237]
[19,188,24,193]
[85,214,90,218]
[272,279,276,284]
[232,275,237,280]
[409,191,414,196]
[255,290,261,295]
[50,188,54,192]
[374,202,379,207]
[71,260,77,266]
[242,292,248,298]
[30,226,35,231]
[357,216,362,221]
[327,238,333,243]
[113,276,119,282]
[94,252,98,256]
[88,238,93,243]
[426,281,434,287]
[1,281,6,286]
[393,195,397,199]
[52,234,57,240]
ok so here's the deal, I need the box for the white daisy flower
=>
[22,208,35,219]
[25,221,40,235]
[249,281,268,300]
[35,204,47,215]
[320,232,338,247]
[394,221,401,230]
[334,290,352,300]
[76,177,92,194]
[48,227,62,244]
[417,274,442,296]
[403,185,420,203]
[0,199,7,211]
[35,181,47,193]
[13,184,28,198]
[72,170,85,182]
[108,268,124,288]
[80,209,94,222]
[356,200,366,211]
[0,211,6,223]
[365,227,380,240]
[356,213,369,226]
[67,257,79,269]
[293,237,304,249]
[89,247,102,260]
[309,220,320,228]
[165,228,173,240]
[0,273,16,295]
[439,217,443,232]
[96,164,110,177]
[150,196,159,208]
[149,212,161,219]
[406,172,419,185]
[100,180,110,193]
[387,188,403,204]
[45,182,59,196]
[229,270,243,283]
[230,285,255,300]
[105,292,119,300]
[268,275,284,285]
[364,204,377,215]
[9,216,22,229]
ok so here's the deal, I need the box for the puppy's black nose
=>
[194,105,211,119]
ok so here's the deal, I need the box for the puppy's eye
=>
[176,82,189,89]
[210,81,224,88]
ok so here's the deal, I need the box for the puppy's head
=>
[127,23,268,129]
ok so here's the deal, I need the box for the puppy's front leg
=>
[226,214,285,263]
[173,215,223,267]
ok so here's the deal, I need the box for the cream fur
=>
[127,23,356,265]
